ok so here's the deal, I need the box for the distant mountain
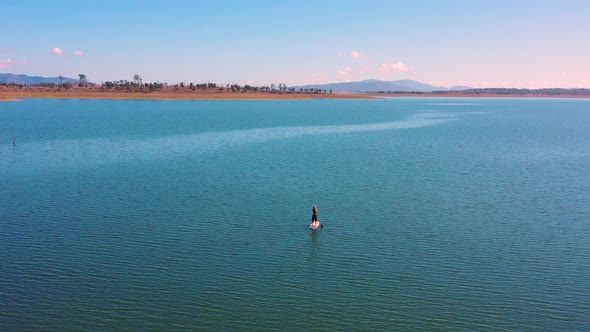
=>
[448,85,472,91]
[293,79,472,93]
[388,79,448,92]
[0,73,79,85]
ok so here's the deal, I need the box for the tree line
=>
[0,73,331,94]
[378,88,590,96]
[97,75,330,94]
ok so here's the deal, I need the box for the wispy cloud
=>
[0,58,28,69]
[336,66,353,79]
[338,51,368,59]
[378,62,414,72]
[303,73,333,85]
[0,48,17,53]
[73,51,85,56]
[50,47,64,55]
[350,51,367,59]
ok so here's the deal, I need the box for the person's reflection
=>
[310,230,320,252]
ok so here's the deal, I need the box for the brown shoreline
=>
[0,89,375,101]
[2,88,589,101]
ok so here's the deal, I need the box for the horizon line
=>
[1,72,589,90]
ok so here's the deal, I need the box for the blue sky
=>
[2,0,589,88]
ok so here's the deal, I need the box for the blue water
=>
[1,98,589,331]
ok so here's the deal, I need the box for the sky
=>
[1,0,590,88]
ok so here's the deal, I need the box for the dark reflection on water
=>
[310,228,321,251]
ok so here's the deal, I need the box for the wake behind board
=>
[309,221,322,230]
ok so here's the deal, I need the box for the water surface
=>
[1,98,589,331]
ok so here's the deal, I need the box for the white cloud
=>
[350,51,367,58]
[378,62,414,72]
[50,47,64,55]
[0,58,28,69]
[73,51,85,56]
[337,51,368,59]
[0,58,15,68]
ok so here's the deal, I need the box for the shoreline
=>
[369,93,590,99]
[0,89,375,101]
[2,89,589,101]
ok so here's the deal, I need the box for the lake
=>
[1,98,589,331]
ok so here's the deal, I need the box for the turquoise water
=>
[1,98,589,331]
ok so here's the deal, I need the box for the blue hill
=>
[294,79,471,93]
[0,73,79,85]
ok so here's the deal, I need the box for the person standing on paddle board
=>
[311,206,319,223]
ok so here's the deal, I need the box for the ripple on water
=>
[1,99,589,331]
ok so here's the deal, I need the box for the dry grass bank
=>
[0,86,375,101]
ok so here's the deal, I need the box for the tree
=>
[78,74,88,87]
[133,74,142,87]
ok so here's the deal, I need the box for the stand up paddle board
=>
[309,221,322,230]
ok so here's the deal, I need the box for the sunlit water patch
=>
[1,112,454,174]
